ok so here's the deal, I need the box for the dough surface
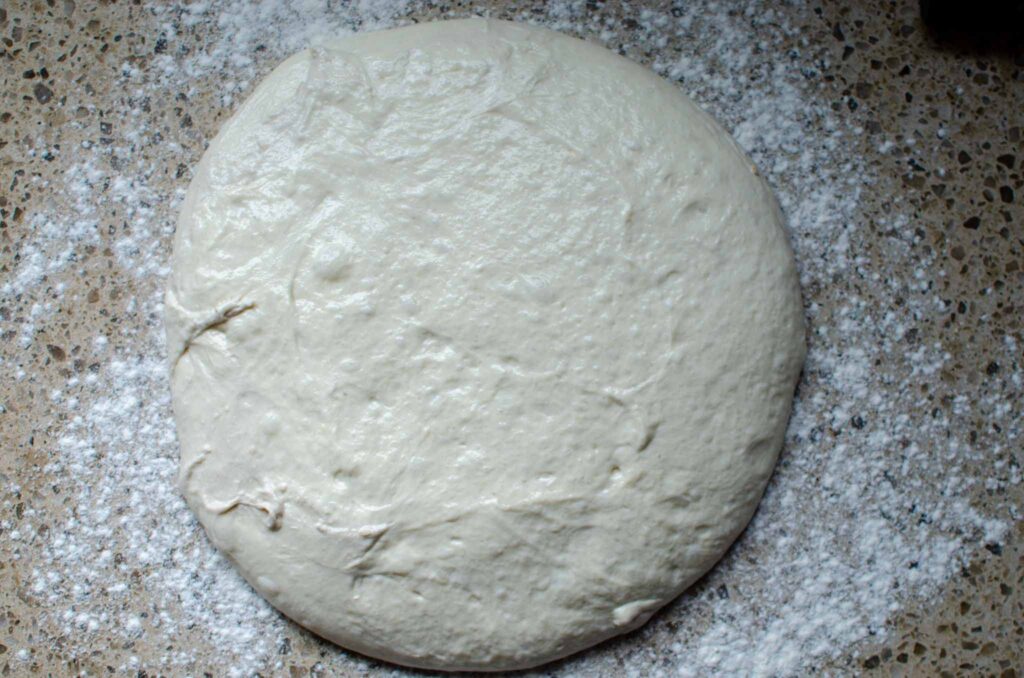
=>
[166,18,805,671]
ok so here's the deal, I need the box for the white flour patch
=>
[7,1,1019,676]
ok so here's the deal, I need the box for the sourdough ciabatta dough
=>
[166,18,805,671]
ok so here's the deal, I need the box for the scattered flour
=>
[4,1,1020,676]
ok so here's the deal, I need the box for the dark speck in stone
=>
[46,344,66,361]
[852,415,866,429]
[22,69,34,79]
[958,150,972,164]
[33,83,53,104]
[996,153,1015,168]
[984,543,1003,556]
[986,361,1000,376]
[963,216,981,229]
[832,23,845,41]
[898,64,911,76]
[848,98,858,111]
[999,186,1014,203]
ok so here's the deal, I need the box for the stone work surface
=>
[1,1,1020,676]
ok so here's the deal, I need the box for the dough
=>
[166,19,804,671]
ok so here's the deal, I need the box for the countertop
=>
[1,1,1021,675]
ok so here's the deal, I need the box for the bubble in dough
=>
[166,18,805,672]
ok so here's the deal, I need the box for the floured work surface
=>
[1,1,1021,676]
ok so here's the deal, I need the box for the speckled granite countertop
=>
[1,1,1021,676]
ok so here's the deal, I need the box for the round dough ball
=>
[166,18,805,671]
